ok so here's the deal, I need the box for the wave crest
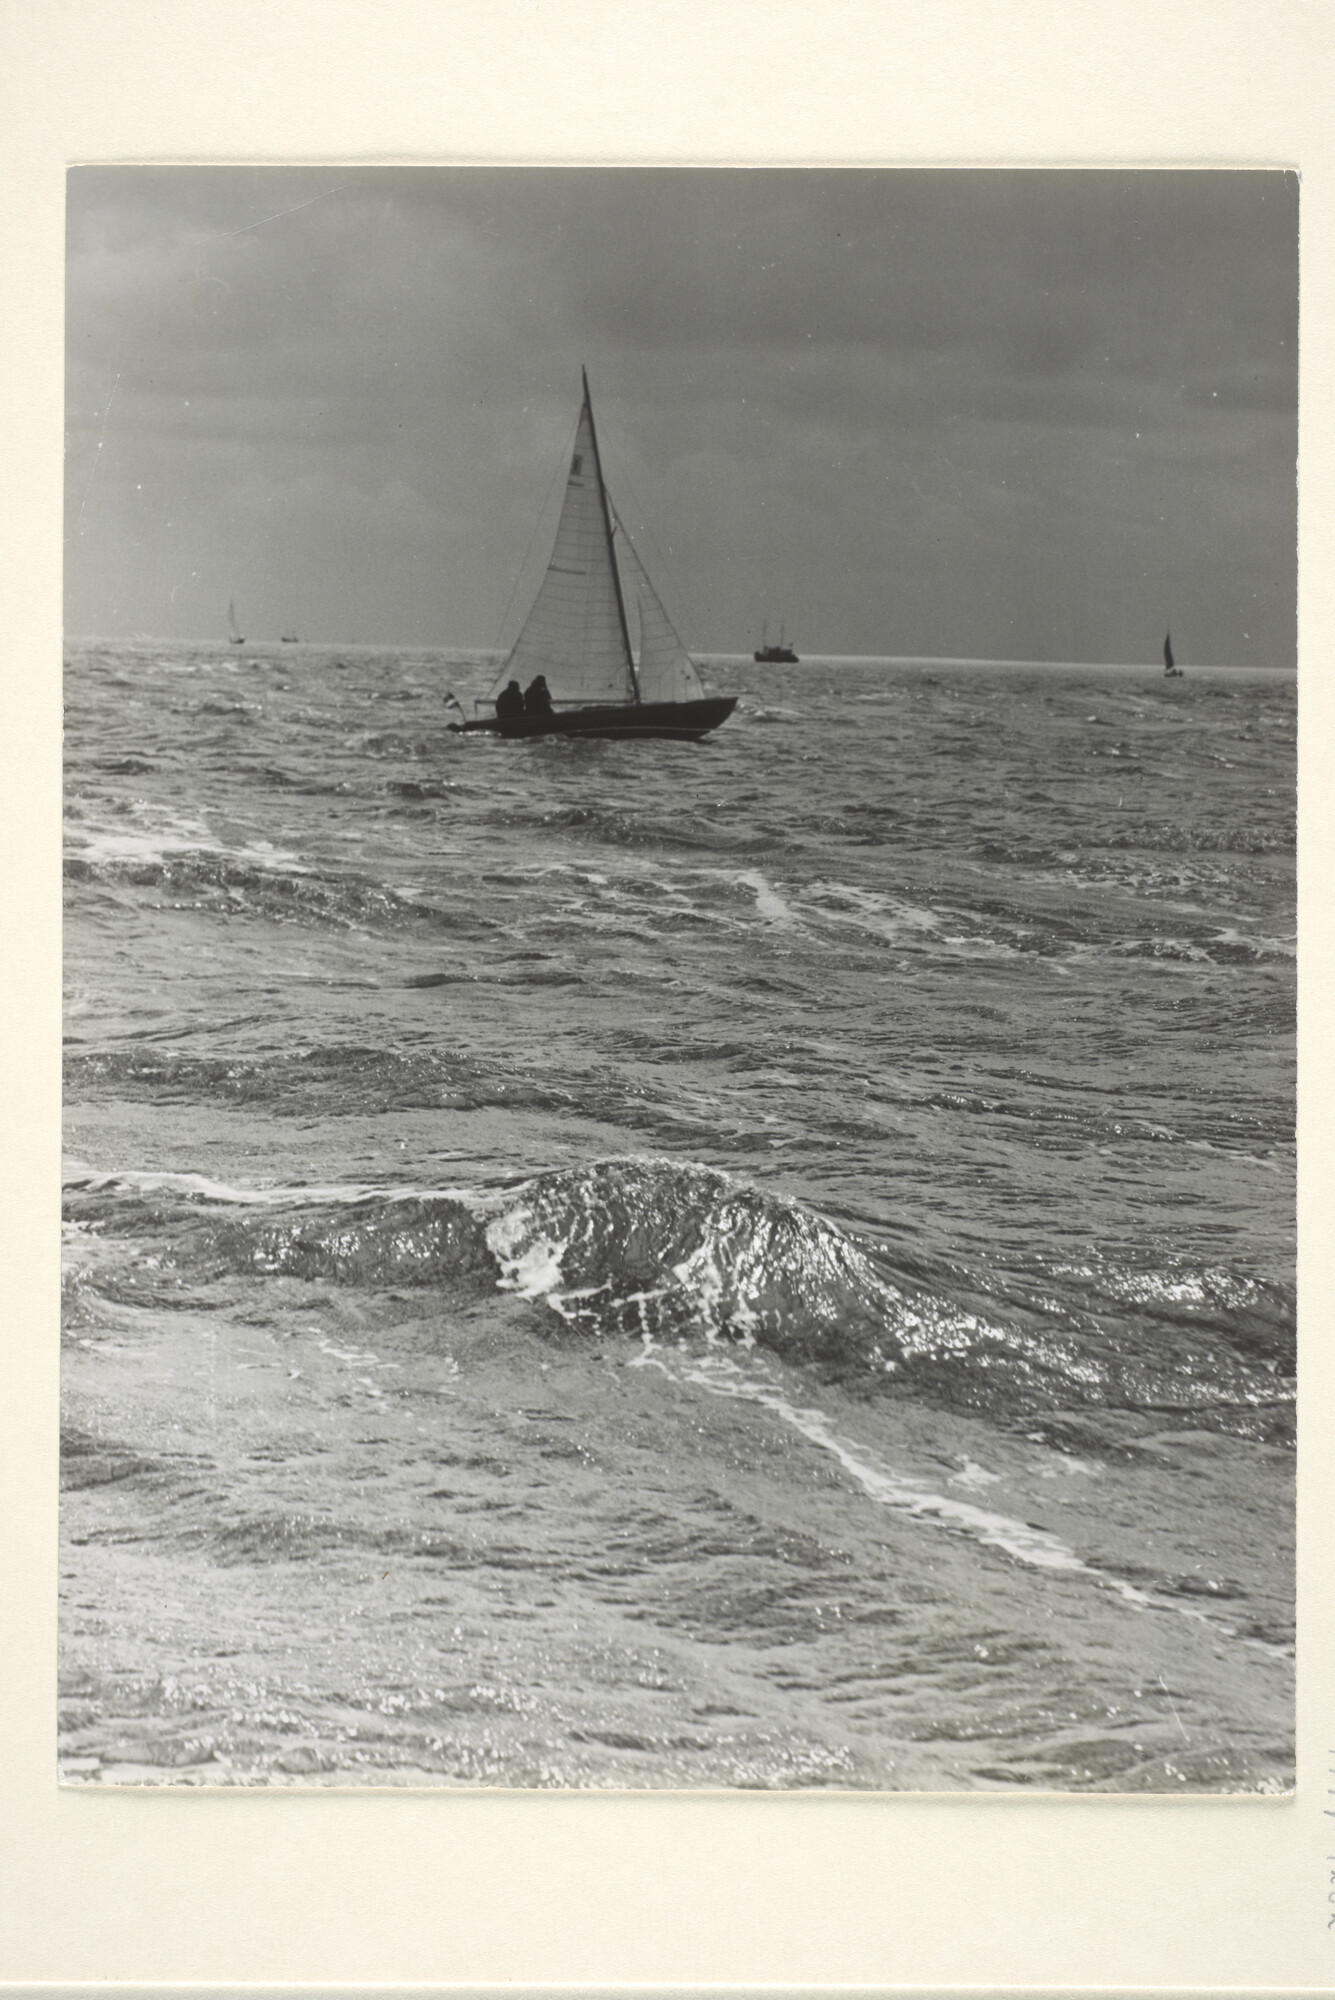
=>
[487,1158,907,1373]
[63,1156,1293,1438]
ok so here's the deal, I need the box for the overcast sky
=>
[65,167,1297,665]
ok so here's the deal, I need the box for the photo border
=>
[4,0,1330,1989]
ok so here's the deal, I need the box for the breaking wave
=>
[64,1155,1293,1439]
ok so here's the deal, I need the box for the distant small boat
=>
[1163,631,1183,677]
[450,370,736,741]
[228,599,245,646]
[280,632,299,644]
[754,620,799,665]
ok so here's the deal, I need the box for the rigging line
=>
[491,407,580,657]
[600,446,696,652]
[609,496,688,662]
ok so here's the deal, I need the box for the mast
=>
[582,367,640,703]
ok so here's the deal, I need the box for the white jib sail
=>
[500,395,635,706]
[613,514,704,705]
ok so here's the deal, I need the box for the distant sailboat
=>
[1163,631,1183,677]
[450,370,736,741]
[754,620,799,665]
[228,600,245,646]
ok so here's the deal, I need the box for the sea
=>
[60,640,1296,1791]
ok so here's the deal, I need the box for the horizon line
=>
[63,634,1297,673]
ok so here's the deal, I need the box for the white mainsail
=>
[499,385,635,705]
[492,372,707,713]
[613,509,704,705]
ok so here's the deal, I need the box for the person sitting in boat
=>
[524,674,553,717]
[495,679,524,721]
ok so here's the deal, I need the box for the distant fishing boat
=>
[754,620,799,665]
[450,370,736,741]
[227,600,245,646]
[1164,631,1183,677]
[280,631,299,644]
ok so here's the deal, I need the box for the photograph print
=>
[61,167,1296,1790]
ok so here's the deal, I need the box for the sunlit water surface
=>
[61,642,1295,1789]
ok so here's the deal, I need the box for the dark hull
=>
[451,696,738,742]
[754,647,798,663]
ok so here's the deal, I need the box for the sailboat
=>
[227,600,245,646]
[754,620,798,664]
[450,371,736,741]
[1163,631,1183,677]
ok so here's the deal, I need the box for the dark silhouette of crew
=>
[524,674,553,717]
[495,679,524,722]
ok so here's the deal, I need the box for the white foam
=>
[669,1241,759,1345]
[61,1159,515,1213]
[61,1164,386,1206]
[1212,927,1296,958]
[314,1336,396,1369]
[637,1343,1162,1610]
[803,880,991,952]
[504,1240,568,1297]
[65,807,305,875]
[485,1204,569,1298]
[734,868,799,929]
[949,1457,1002,1491]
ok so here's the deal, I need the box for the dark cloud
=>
[65,167,1296,663]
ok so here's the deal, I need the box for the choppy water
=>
[61,640,1295,1789]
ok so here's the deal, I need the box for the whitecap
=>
[733,868,799,928]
